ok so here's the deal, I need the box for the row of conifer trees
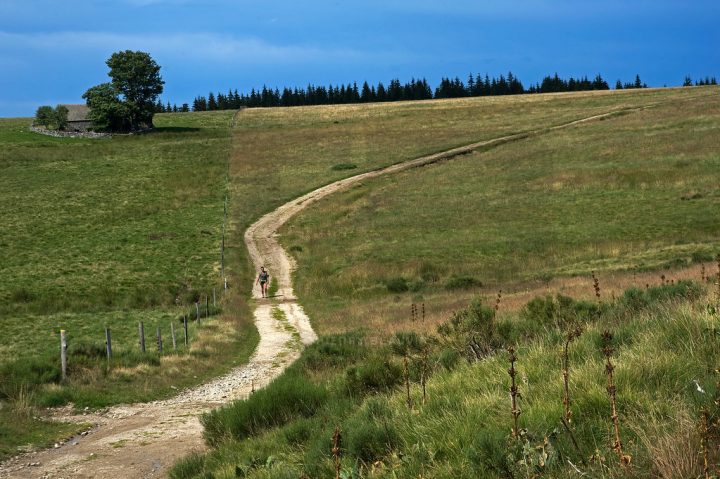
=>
[152,73,717,113]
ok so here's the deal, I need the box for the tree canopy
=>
[83,50,164,132]
[33,104,68,130]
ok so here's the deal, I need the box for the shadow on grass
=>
[151,127,201,133]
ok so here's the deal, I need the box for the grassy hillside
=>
[280,86,720,337]
[172,87,720,478]
[0,112,259,459]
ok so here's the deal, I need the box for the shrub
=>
[344,399,399,463]
[519,294,599,330]
[0,356,61,397]
[408,279,425,292]
[301,332,366,371]
[201,372,328,447]
[168,452,206,479]
[437,297,498,360]
[385,277,409,293]
[330,163,357,171]
[621,280,703,311]
[390,331,424,356]
[691,251,715,263]
[445,275,482,290]
[345,355,403,396]
[283,417,320,446]
[437,348,461,371]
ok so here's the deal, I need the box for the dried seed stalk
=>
[421,345,428,405]
[494,289,502,315]
[404,353,412,408]
[602,331,631,466]
[332,427,342,479]
[508,346,521,439]
[562,328,582,423]
[716,254,720,304]
[591,271,601,303]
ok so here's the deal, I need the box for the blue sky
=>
[1,0,718,117]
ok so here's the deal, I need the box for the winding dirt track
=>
[0,106,643,478]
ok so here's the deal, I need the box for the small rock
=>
[30,462,40,467]
[54,443,60,449]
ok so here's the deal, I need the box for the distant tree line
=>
[150,72,718,114]
[186,72,630,112]
[683,75,718,87]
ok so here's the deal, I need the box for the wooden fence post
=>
[171,322,177,350]
[213,288,216,308]
[196,302,200,323]
[183,316,189,347]
[60,330,67,381]
[206,295,209,317]
[157,327,163,354]
[105,327,112,360]
[139,321,146,353]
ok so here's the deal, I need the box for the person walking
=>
[256,266,270,298]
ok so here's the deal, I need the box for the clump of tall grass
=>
[445,274,482,290]
[507,346,521,439]
[437,298,499,361]
[202,370,329,447]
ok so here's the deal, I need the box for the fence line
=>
[55,302,224,378]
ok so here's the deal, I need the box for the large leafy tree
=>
[82,83,130,132]
[83,50,164,132]
[33,105,69,130]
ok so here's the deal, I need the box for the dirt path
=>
[0,105,643,479]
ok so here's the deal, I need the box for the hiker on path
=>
[256,266,270,298]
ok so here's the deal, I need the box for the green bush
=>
[390,331,424,356]
[0,356,61,398]
[343,399,399,463]
[301,332,366,371]
[385,277,409,293]
[691,251,715,263]
[330,163,357,171]
[437,348,461,371]
[445,275,482,290]
[621,280,703,311]
[202,371,328,447]
[519,294,599,330]
[168,452,206,479]
[437,297,498,360]
[345,355,403,396]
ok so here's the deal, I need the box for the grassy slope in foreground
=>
[171,87,720,479]
[176,286,720,478]
[280,86,720,336]
[0,111,258,459]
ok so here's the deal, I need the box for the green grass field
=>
[279,87,720,336]
[172,87,720,478]
[0,111,259,459]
